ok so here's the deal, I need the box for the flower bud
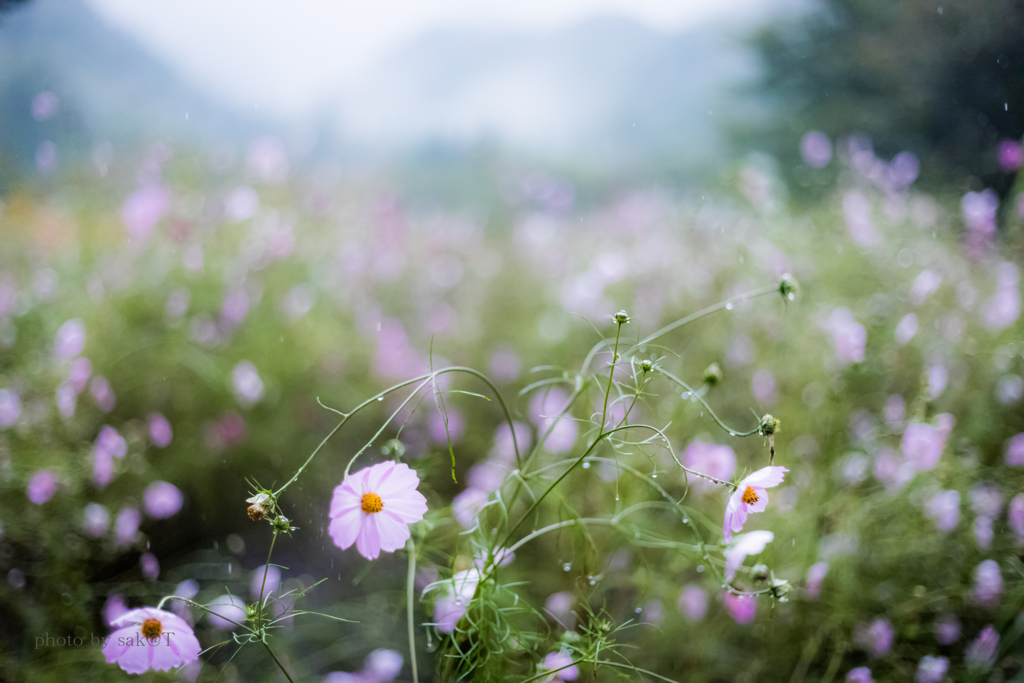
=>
[703,362,723,386]
[751,563,770,583]
[759,414,781,436]
[612,310,631,325]
[779,274,799,301]
[640,359,654,373]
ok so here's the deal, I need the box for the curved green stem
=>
[406,538,419,683]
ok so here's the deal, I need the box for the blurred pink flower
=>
[452,487,488,528]
[910,270,941,305]
[983,262,1020,331]
[122,186,169,242]
[972,560,1002,608]
[916,656,948,683]
[103,594,129,626]
[842,192,880,246]
[800,131,831,168]
[544,590,575,628]
[232,361,264,407]
[826,308,866,364]
[148,412,173,448]
[247,137,289,183]
[751,369,777,404]
[428,408,465,445]
[140,552,160,580]
[998,139,1023,172]
[540,652,579,682]
[93,448,113,487]
[328,461,427,560]
[901,415,954,471]
[723,466,788,541]
[1009,494,1024,542]
[489,349,522,383]
[925,490,960,532]
[974,516,994,549]
[433,569,479,633]
[207,594,246,630]
[54,318,85,360]
[144,481,183,519]
[970,485,1002,518]
[805,561,829,599]
[873,449,914,494]
[683,440,736,494]
[224,186,259,222]
[114,508,140,549]
[490,421,531,463]
[103,607,201,675]
[0,388,20,428]
[679,585,707,621]
[221,288,250,328]
[364,649,403,681]
[934,613,960,645]
[89,376,116,412]
[966,625,999,670]
[846,667,873,683]
[83,503,110,538]
[884,395,905,427]
[31,90,58,120]
[27,470,58,504]
[250,564,282,599]
[69,357,92,392]
[1006,433,1024,466]
[962,190,998,254]
[724,530,773,581]
[895,313,918,345]
[466,460,506,493]
[722,591,755,624]
[859,618,894,657]
[96,426,128,458]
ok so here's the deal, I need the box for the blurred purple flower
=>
[224,186,259,222]
[972,560,1002,608]
[489,349,522,383]
[890,151,920,188]
[916,657,948,683]
[489,421,531,463]
[540,652,579,682]
[96,425,127,458]
[996,374,1024,405]
[281,285,314,321]
[874,449,914,493]
[963,190,998,254]
[901,415,953,471]
[910,270,941,306]
[207,594,246,630]
[854,618,894,657]
[983,262,1020,331]
[722,591,755,624]
[232,361,264,407]
[250,564,282,600]
[895,313,918,345]
[998,139,1023,172]
[221,288,250,327]
[826,307,866,364]
[140,552,160,580]
[683,439,736,492]
[144,481,183,518]
[452,487,488,528]
[89,376,116,412]
[1009,494,1024,541]
[148,412,173,448]
[83,503,110,538]
[433,569,479,633]
[114,508,140,549]
[641,599,664,625]
[800,131,831,168]
[1006,433,1024,466]
[544,590,574,628]
[884,395,905,427]
[466,460,505,493]
[934,614,960,645]
[68,357,92,393]
[36,141,57,174]
[752,369,777,404]
[121,185,169,242]
[0,388,20,428]
[846,668,873,683]
[428,408,465,445]
[364,649,403,681]
[27,470,57,504]
[805,561,829,599]
[842,192,880,246]
[966,625,999,670]
[924,490,960,533]
[679,585,707,621]
[103,594,128,627]
[970,485,1002,518]
[31,90,58,120]
[54,318,85,360]
[543,417,579,454]
[93,448,113,487]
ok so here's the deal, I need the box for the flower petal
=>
[376,510,412,552]
[356,513,382,559]
[383,490,428,523]
[328,507,364,550]
[740,466,788,490]
[375,462,421,497]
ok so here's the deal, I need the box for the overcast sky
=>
[85,0,767,117]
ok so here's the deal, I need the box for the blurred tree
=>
[748,0,1024,195]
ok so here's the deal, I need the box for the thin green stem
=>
[257,531,278,624]
[406,538,419,683]
[261,641,296,683]
[598,321,624,436]
[659,368,760,437]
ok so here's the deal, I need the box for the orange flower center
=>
[141,618,162,640]
[361,493,384,513]
[741,486,759,505]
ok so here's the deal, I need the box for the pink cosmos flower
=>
[114,508,141,549]
[90,376,116,412]
[433,569,480,633]
[102,607,201,675]
[723,466,788,541]
[683,440,737,490]
[965,625,999,670]
[924,490,960,533]
[972,560,1002,608]
[452,487,489,528]
[148,413,173,448]
[916,656,948,683]
[140,552,160,580]
[144,481,184,519]
[805,561,829,599]
[724,530,774,581]
[855,618,894,657]
[1009,494,1024,542]
[207,595,246,630]
[54,318,86,360]
[846,668,873,683]
[329,462,427,560]
[901,415,954,472]
[540,652,579,682]
[103,594,129,627]
[1005,433,1024,466]
[722,591,756,624]
[934,614,960,645]
[826,307,866,364]
[364,648,404,680]
[83,503,110,538]
[544,591,575,628]
[0,388,19,428]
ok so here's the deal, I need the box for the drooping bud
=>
[759,414,782,465]
[703,362,723,386]
[246,492,272,522]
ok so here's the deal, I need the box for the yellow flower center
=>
[741,486,759,505]
[141,618,162,640]
[361,493,384,513]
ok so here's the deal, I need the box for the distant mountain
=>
[331,15,768,174]
[0,0,267,185]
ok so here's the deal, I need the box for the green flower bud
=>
[703,362,723,386]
